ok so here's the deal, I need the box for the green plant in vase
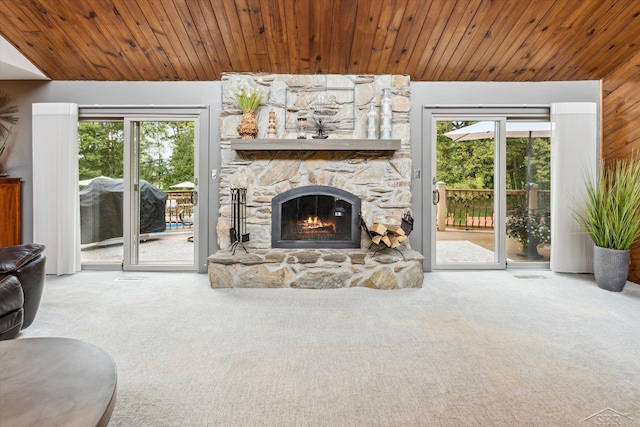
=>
[574,153,640,291]
[233,80,264,139]
[233,84,263,111]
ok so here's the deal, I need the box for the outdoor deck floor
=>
[80,228,548,267]
[437,228,550,263]
[81,231,194,266]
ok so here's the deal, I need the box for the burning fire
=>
[297,216,336,233]
[306,216,325,227]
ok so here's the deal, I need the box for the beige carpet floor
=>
[17,270,640,426]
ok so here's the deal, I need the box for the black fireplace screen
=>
[272,186,361,249]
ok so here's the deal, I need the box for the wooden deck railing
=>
[445,189,495,228]
[442,187,550,229]
[165,190,194,231]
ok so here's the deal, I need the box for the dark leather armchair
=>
[0,244,46,340]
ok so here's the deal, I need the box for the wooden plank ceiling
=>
[1,0,639,82]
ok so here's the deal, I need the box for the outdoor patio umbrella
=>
[443,121,551,142]
[169,181,195,188]
[79,175,112,186]
[444,121,551,198]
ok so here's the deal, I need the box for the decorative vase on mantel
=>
[366,103,378,139]
[237,110,258,139]
[380,88,392,139]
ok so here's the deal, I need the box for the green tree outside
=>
[437,121,551,191]
[78,121,124,179]
[437,121,495,189]
[78,121,194,190]
[165,122,195,189]
[437,120,551,224]
[139,121,171,189]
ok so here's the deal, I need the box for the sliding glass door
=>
[424,107,552,271]
[78,117,198,271]
[431,117,507,269]
[78,120,125,267]
[124,118,197,270]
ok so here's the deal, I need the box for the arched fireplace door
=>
[271,185,362,249]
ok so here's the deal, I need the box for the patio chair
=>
[178,210,194,242]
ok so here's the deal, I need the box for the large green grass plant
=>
[574,153,640,250]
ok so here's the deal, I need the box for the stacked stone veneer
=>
[209,249,424,289]
[209,73,423,289]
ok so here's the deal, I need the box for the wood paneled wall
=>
[602,49,640,284]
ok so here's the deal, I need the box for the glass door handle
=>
[432,189,440,205]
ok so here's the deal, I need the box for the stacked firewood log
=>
[368,222,409,249]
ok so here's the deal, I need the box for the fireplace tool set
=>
[230,187,250,254]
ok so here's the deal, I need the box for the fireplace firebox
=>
[271,186,361,249]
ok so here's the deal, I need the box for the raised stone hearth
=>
[208,249,424,289]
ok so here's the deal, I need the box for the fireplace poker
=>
[230,187,249,255]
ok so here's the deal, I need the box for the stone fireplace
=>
[272,185,361,249]
[208,73,424,289]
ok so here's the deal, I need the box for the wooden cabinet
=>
[0,177,21,247]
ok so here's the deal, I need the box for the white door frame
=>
[428,114,507,270]
[123,116,200,271]
[422,105,550,271]
[79,105,210,272]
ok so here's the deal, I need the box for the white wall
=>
[1,79,600,264]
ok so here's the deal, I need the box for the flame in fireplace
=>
[306,216,324,227]
[297,216,336,234]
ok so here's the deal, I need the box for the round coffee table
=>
[0,337,117,426]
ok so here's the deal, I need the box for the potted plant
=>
[574,154,640,292]
[506,205,551,258]
[233,81,263,139]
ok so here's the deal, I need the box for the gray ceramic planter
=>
[593,246,630,292]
